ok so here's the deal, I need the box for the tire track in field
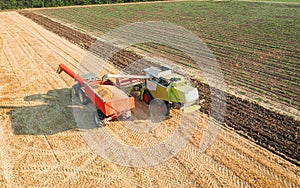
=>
[207,129,300,187]
[97,110,199,187]
[0,16,49,95]
[16,14,83,73]
[12,16,71,89]
[99,111,235,187]
[174,133,253,187]
[219,128,300,182]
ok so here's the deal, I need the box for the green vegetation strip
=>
[0,0,161,10]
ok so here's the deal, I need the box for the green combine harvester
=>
[102,66,201,116]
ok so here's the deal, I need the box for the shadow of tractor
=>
[9,88,94,135]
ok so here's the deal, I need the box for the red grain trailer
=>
[57,64,135,127]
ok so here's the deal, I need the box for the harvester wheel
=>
[161,102,170,116]
[72,84,79,97]
[143,90,153,104]
[149,99,168,122]
[93,110,105,127]
[78,88,89,105]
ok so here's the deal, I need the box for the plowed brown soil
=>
[0,11,299,187]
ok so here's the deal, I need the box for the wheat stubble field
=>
[0,4,299,188]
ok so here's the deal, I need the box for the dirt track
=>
[0,12,299,187]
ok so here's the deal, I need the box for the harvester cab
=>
[143,66,200,113]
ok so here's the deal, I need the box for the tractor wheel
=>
[93,110,105,127]
[160,102,170,116]
[78,88,89,105]
[143,90,153,104]
[72,84,79,97]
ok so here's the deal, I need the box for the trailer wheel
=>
[78,88,89,105]
[72,84,79,97]
[119,110,132,121]
[143,90,153,104]
[93,110,105,127]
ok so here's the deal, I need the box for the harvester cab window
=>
[151,77,159,82]
[158,78,169,87]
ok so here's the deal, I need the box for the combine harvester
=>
[57,64,200,127]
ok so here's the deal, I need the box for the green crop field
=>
[35,1,300,112]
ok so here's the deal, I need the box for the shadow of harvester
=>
[9,88,95,135]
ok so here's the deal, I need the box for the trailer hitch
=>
[56,66,62,74]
